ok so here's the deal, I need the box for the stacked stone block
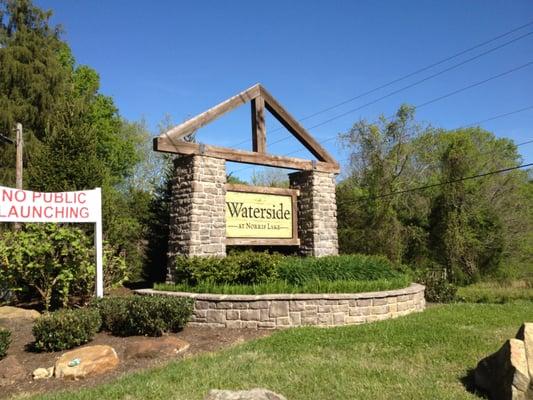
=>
[137,284,426,329]
[289,170,338,256]
[167,155,226,282]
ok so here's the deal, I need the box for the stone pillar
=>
[167,155,226,282]
[289,170,338,256]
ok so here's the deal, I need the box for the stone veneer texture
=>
[289,170,338,256]
[136,283,425,329]
[167,155,226,282]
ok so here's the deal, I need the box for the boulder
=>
[204,388,287,400]
[124,336,190,359]
[0,306,40,320]
[516,323,533,397]
[55,345,119,380]
[32,367,54,380]
[0,356,26,387]
[475,338,531,400]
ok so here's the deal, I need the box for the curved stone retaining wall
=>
[135,283,425,329]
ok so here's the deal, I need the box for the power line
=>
[231,20,533,148]
[229,101,533,175]
[366,162,533,200]
[517,139,533,147]
[267,33,533,147]
[462,105,533,127]
[270,59,533,150]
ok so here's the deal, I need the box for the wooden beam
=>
[163,84,261,141]
[154,137,340,173]
[226,238,300,246]
[259,85,336,164]
[251,96,266,153]
[226,183,299,197]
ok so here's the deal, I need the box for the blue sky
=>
[36,0,533,180]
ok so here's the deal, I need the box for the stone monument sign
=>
[152,84,340,281]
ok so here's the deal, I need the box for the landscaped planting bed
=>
[145,252,425,329]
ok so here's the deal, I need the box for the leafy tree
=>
[251,168,289,188]
[0,0,150,286]
[337,105,531,282]
[227,174,248,185]
[337,105,419,263]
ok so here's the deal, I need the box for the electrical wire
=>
[355,162,533,200]
[228,61,533,175]
[230,20,533,148]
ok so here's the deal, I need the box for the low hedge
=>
[174,251,405,287]
[174,251,283,286]
[0,328,11,358]
[32,308,101,352]
[91,295,193,337]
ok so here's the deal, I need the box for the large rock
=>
[0,306,40,320]
[204,388,287,400]
[475,338,531,400]
[55,345,119,380]
[516,323,533,397]
[32,367,54,380]
[0,356,26,386]
[124,336,190,359]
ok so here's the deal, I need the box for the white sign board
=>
[0,186,104,297]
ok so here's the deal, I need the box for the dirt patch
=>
[0,315,272,399]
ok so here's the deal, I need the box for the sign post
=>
[94,188,103,298]
[0,185,104,297]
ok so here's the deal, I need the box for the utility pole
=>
[14,123,23,231]
[15,123,23,190]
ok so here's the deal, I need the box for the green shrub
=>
[0,224,95,310]
[0,328,11,358]
[32,308,102,352]
[415,269,457,303]
[92,295,193,336]
[101,244,129,291]
[0,224,129,309]
[175,250,283,285]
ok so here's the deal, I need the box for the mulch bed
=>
[0,314,272,399]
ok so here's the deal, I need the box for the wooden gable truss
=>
[153,84,339,173]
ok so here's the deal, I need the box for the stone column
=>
[167,155,226,282]
[289,170,338,256]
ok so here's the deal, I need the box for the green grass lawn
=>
[31,302,532,400]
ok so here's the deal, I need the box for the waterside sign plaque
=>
[225,184,299,245]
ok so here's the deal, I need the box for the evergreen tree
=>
[0,0,67,185]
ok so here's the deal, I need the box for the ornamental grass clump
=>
[170,252,410,294]
[277,254,404,284]
[32,308,102,352]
